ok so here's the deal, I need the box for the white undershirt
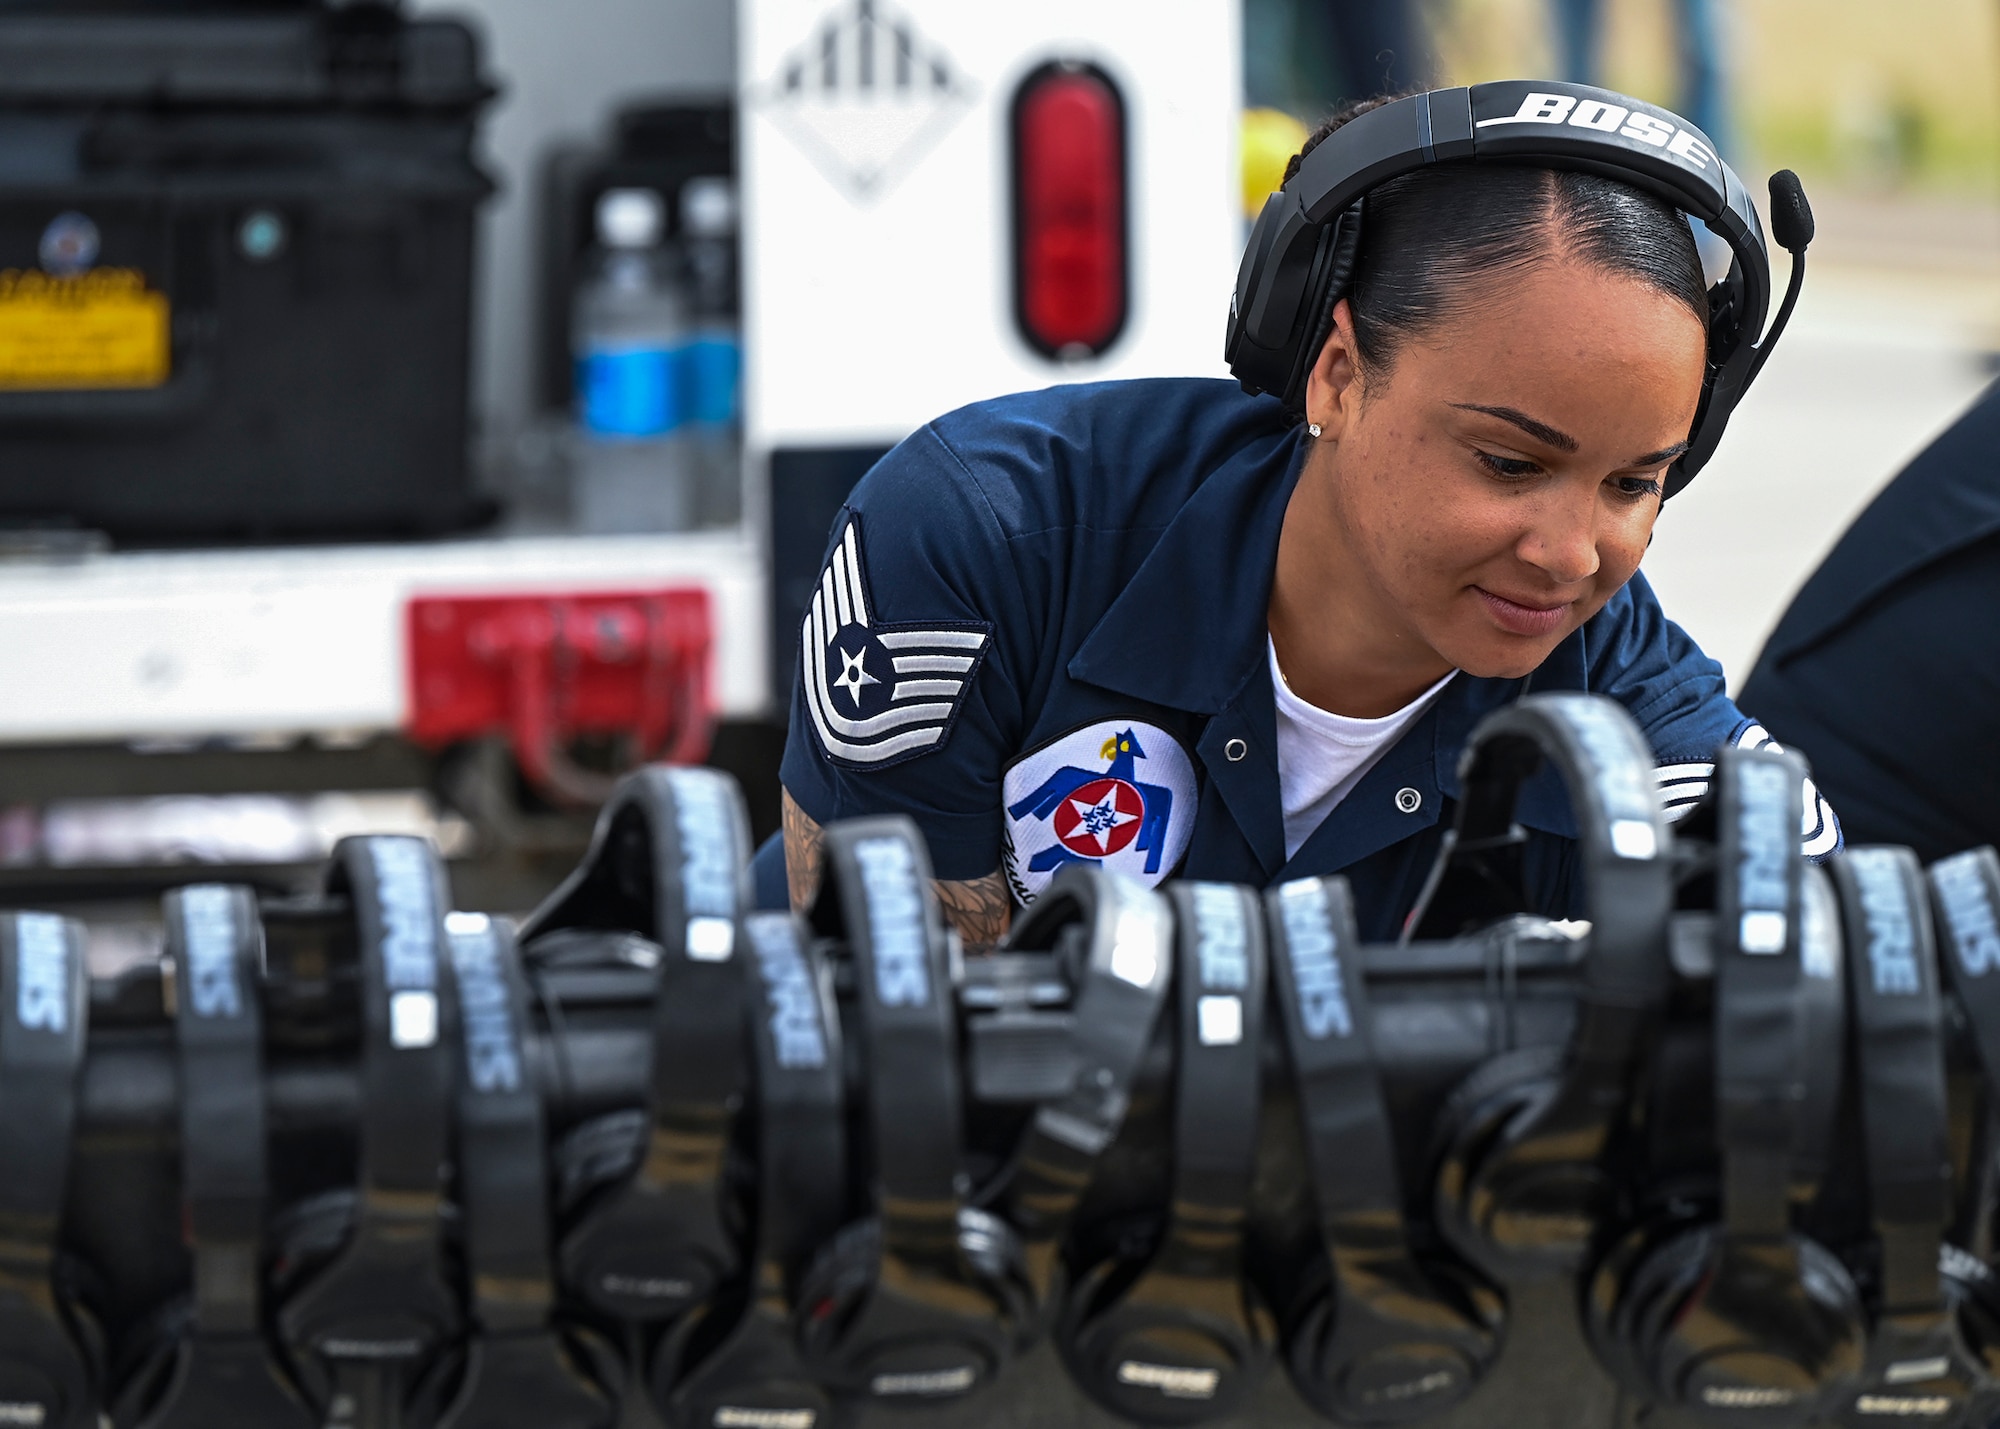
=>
[1270,637,1457,860]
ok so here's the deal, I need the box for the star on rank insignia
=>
[801,514,992,768]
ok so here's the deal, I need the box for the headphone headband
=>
[1713,747,1810,1241]
[1226,80,1783,494]
[1004,866,1174,1301]
[1833,848,1952,1316]
[818,817,967,1249]
[1166,884,1268,1217]
[166,886,268,1338]
[1267,878,1400,1245]
[1409,693,1673,1015]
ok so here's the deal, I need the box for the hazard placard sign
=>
[0,266,169,389]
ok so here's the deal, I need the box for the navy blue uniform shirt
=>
[780,378,1838,939]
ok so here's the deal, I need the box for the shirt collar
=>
[1067,427,1306,713]
[1069,421,1600,852]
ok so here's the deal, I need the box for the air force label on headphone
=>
[802,514,992,769]
[1002,721,1197,903]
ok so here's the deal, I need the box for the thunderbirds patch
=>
[1002,721,1197,903]
[800,515,991,769]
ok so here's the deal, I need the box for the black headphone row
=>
[12,698,2000,1429]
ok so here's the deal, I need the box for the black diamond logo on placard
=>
[754,0,975,203]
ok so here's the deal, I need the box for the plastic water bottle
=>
[680,177,742,527]
[572,187,694,532]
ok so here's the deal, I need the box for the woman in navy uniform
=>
[771,89,1838,944]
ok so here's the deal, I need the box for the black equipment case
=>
[0,1,495,541]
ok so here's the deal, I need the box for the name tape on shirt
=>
[801,514,993,770]
[1001,719,1196,904]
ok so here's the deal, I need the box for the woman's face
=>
[1304,257,1709,681]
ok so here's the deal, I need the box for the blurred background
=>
[0,0,1990,947]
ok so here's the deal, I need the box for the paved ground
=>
[1642,191,2000,688]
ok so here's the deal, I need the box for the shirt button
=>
[1224,738,1248,763]
[1395,787,1423,814]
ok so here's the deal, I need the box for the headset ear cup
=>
[1431,1045,1569,1273]
[566,1322,626,1407]
[1281,1272,1340,1416]
[108,1296,191,1427]
[1947,1255,2000,1380]
[956,1207,1036,1348]
[552,1111,647,1221]
[1055,1251,1135,1383]
[1583,1216,1679,1397]
[794,1219,882,1363]
[1280,201,1364,414]
[1284,1252,1502,1424]
[1620,1223,1720,1401]
[268,1190,361,1406]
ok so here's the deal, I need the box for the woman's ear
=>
[1303,297,1362,441]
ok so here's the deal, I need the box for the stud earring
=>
[1307,423,1323,439]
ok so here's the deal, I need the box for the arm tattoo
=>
[782,788,1012,946]
[781,788,824,913]
[935,871,1013,949]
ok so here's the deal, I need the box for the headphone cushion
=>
[1625,1224,1864,1412]
[794,1218,882,1360]
[1283,1251,1502,1424]
[108,1294,191,1425]
[956,1207,1035,1344]
[1582,1215,1684,1397]
[0,1294,100,1429]
[1948,1251,2000,1379]
[1431,1045,1569,1262]
[1282,202,1365,411]
[266,1190,359,1303]
[552,1111,647,1220]
[1620,1221,1719,1389]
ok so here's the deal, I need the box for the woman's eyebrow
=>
[1449,402,1578,453]
[1630,439,1692,466]
[1453,404,1691,467]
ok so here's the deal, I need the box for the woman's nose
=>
[1517,490,1602,587]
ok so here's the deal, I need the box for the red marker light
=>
[1012,60,1128,359]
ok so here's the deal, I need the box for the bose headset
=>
[1224,79,1815,496]
[271,835,466,1429]
[1057,881,1276,1425]
[0,912,100,1429]
[1266,874,1505,1424]
[1001,864,1176,1321]
[114,886,314,1429]
[1826,846,1993,1425]
[1410,693,1675,1279]
[435,912,618,1429]
[658,911,847,1429]
[522,764,755,1410]
[798,816,1035,1407]
[1584,745,1866,1424]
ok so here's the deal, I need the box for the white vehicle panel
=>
[741,0,1243,450]
[0,533,766,744]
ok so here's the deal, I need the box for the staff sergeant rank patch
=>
[1002,720,1198,903]
[802,515,992,769]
